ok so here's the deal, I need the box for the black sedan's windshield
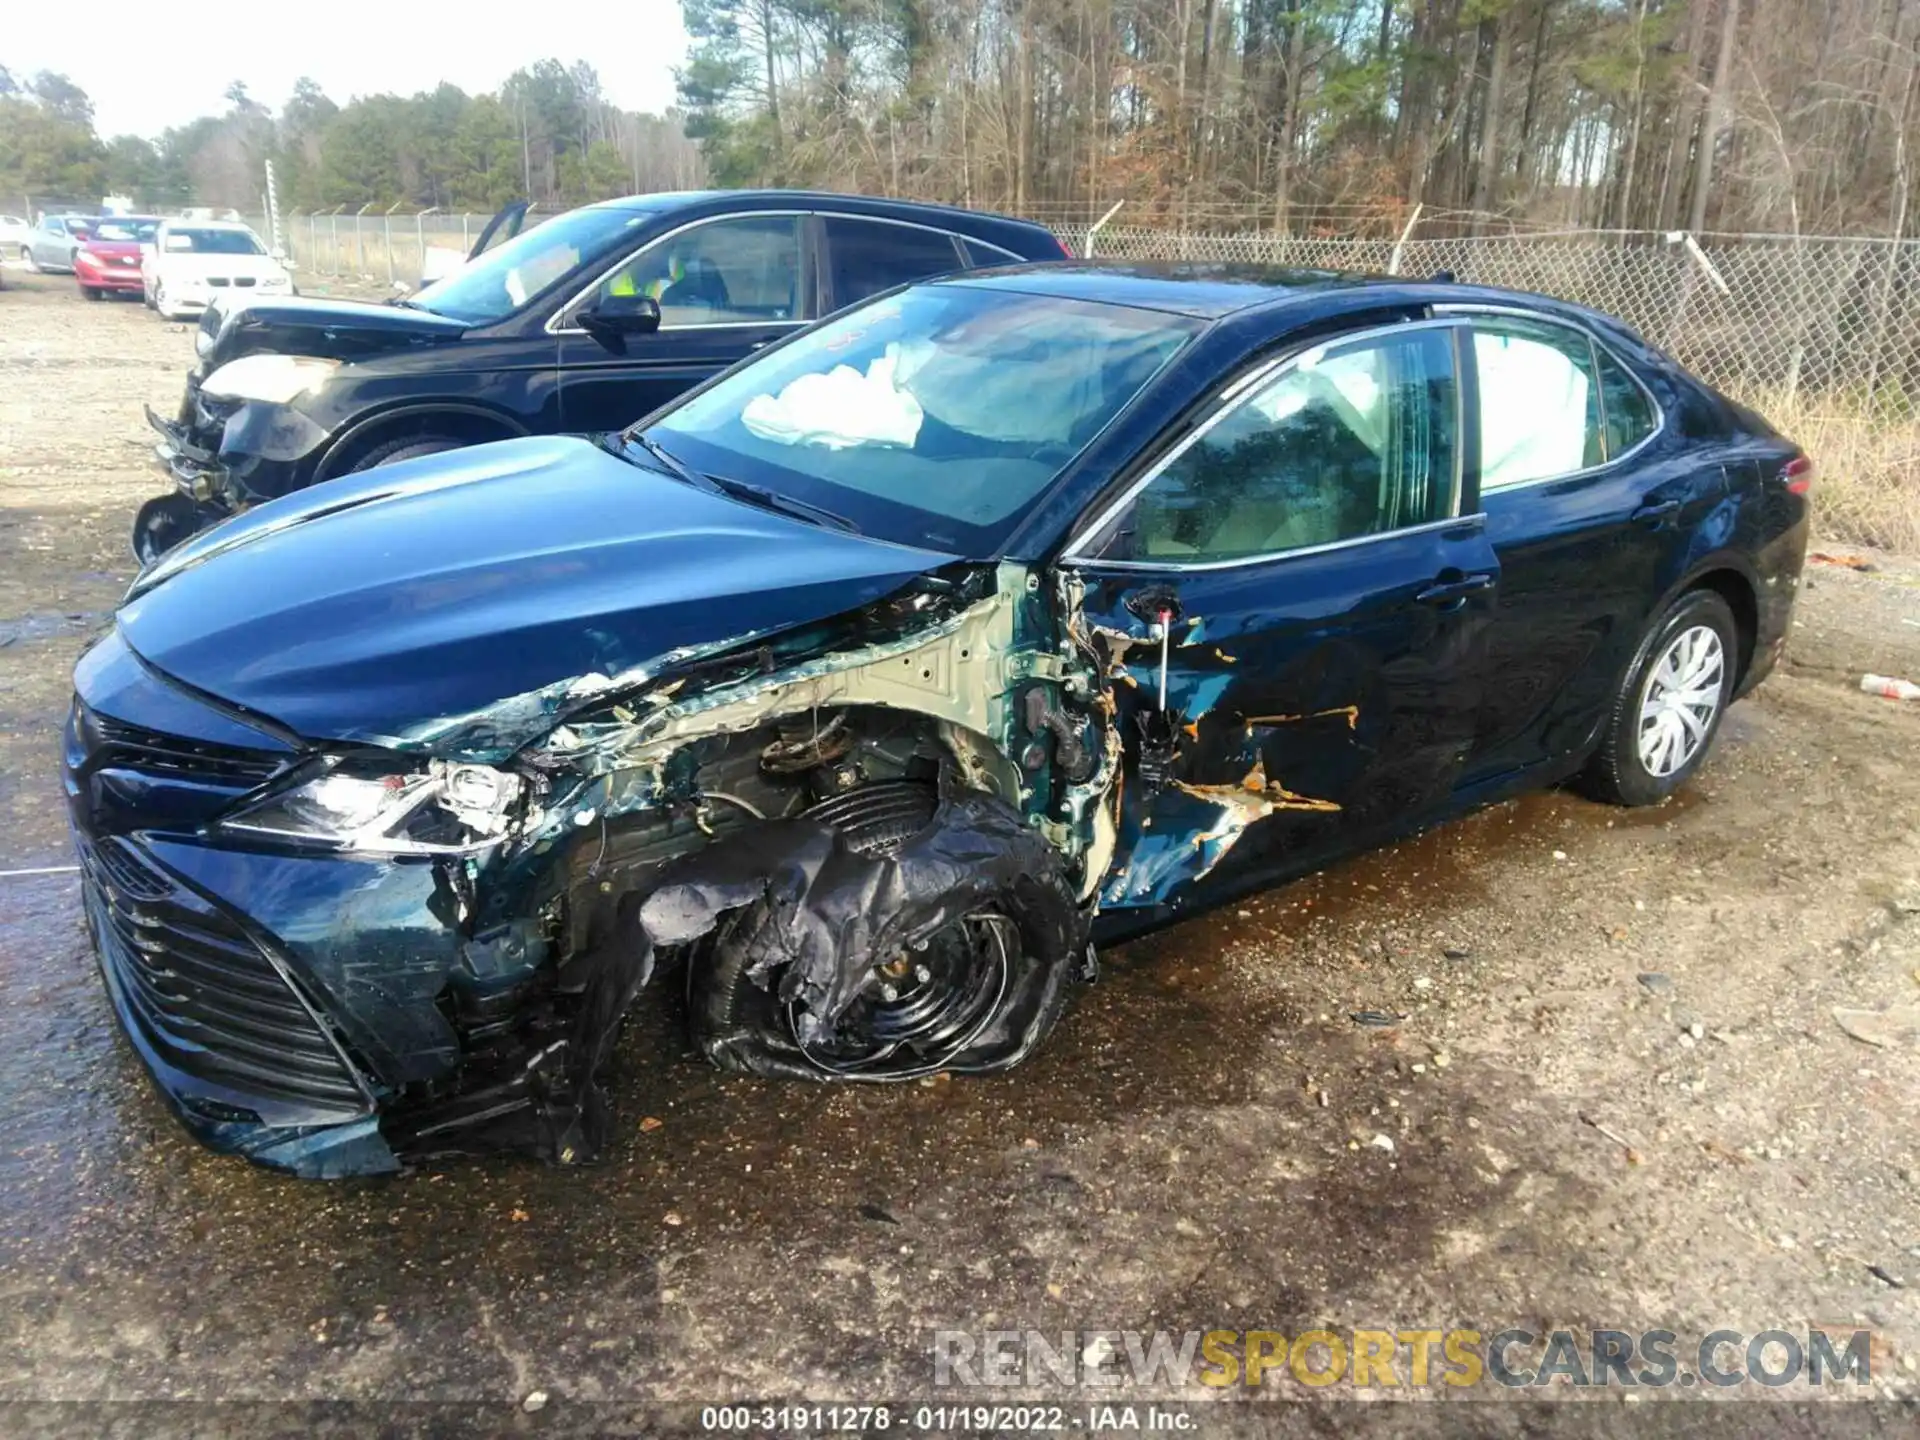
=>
[639,284,1200,553]
[411,206,654,325]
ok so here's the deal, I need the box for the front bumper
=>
[161,280,293,311]
[76,261,144,291]
[64,633,565,1177]
[137,388,329,558]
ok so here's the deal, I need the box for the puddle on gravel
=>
[0,612,105,648]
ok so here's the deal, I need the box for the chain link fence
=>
[278,209,1920,547]
[1062,226,1920,408]
[281,209,1920,408]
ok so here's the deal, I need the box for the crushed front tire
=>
[685,787,1086,1081]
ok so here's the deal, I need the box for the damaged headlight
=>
[218,757,525,855]
[199,354,340,405]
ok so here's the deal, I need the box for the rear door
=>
[556,212,814,434]
[1063,318,1499,912]
[1450,311,1699,784]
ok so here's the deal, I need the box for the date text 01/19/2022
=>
[698,1405,1196,1432]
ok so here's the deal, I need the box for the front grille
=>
[81,837,368,1116]
[208,277,231,287]
[84,705,287,789]
[233,277,256,287]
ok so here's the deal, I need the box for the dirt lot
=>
[3,262,1920,1429]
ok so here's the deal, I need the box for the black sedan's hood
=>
[119,437,958,757]
[203,295,470,370]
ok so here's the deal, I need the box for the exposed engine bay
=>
[377,562,1123,1165]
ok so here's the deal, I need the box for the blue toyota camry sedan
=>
[67,264,1810,1176]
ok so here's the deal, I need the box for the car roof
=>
[938,260,1609,329]
[586,189,1052,235]
[943,262,1375,317]
[163,218,253,230]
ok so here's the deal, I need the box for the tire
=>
[131,493,210,565]
[81,284,102,301]
[688,784,1084,1082]
[1582,589,1739,807]
[345,434,468,472]
[143,285,156,310]
[21,246,40,274]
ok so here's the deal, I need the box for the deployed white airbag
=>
[742,344,924,450]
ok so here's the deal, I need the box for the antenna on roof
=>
[1430,270,1456,283]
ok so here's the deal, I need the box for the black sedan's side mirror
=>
[578,293,662,349]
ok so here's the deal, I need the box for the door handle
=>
[1632,498,1683,526]
[1415,572,1496,607]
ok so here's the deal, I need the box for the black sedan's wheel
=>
[689,782,1081,1081]
[346,434,466,472]
[1583,589,1738,806]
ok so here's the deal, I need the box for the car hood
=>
[201,294,469,370]
[117,436,957,758]
[81,242,141,260]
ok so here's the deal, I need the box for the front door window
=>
[592,216,803,327]
[1083,326,1460,564]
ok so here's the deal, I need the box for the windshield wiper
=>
[616,433,859,533]
[705,475,860,534]
[620,433,721,494]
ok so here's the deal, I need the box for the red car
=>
[74,217,161,300]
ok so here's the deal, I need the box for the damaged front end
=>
[68,562,1118,1176]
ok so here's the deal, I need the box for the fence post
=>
[354,202,374,275]
[384,200,405,287]
[1084,200,1125,259]
[415,206,439,289]
[1387,204,1424,276]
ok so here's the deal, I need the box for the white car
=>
[142,219,293,320]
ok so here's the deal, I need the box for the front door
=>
[1065,319,1499,913]
[557,213,813,434]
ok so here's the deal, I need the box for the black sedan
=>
[69,264,1809,1176]
[132,190,1071,560]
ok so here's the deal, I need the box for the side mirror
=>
[577,293,662,348]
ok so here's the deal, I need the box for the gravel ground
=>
[3,263,1920,1431]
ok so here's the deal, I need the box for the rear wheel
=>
[1583,589,1739,807]
[345,433,467,472]
[20,246,40,273]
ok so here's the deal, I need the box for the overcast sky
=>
[8,1,692,138]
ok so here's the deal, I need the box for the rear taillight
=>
[1056,235,1078,259]
[1782,455,1814,495]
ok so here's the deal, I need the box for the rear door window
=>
[1473,320,1603,487]
[961,236,1031,268]
[823,217,966,307]
[1595,345,1659,457]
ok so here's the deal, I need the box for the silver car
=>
[18,215,96,274]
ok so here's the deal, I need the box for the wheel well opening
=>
[323,411,519,477]
[1690,568,1758,683]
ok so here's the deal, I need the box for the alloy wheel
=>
[1636,624,1724,778]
